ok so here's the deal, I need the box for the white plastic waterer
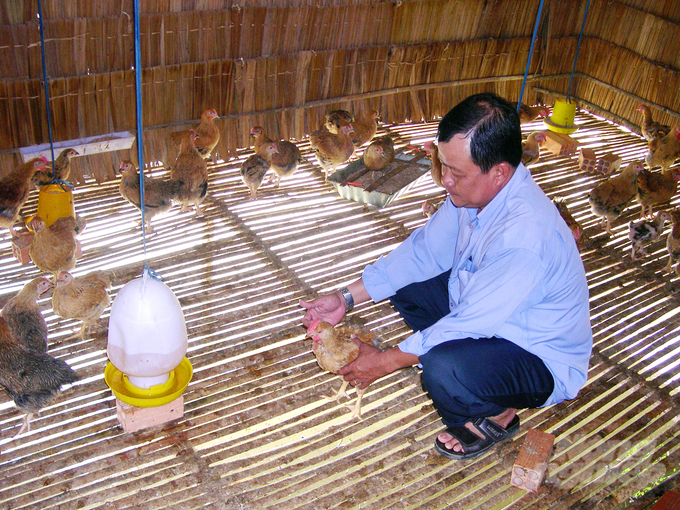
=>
[107,270,188,390]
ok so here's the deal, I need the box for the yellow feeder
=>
[544,99,578,134]
[26,183,75,231]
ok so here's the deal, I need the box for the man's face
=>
[438,134,500,210]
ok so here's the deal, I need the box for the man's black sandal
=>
[434,415,520,460]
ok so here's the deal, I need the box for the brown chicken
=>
[0,316,78,435]
[31,148,79,188]
[646,126,680,171]
[636,104,671,142]
[636,167,680,219]
[324,110,354,134]
[553,196,591,251]
[363,135,395,172]
[518,103,550,124]
[171,108,220,160]
[0,156,48,236]
[1,277,52,355]
[588,161,645,233]
[52,271,111,340]
[117,160,182,233]
[305,319,380,419]
[350,110,381,147]
[522,131,546,166]
[628,211,671,260]
[250,126,303,187]
[310,124,355,181]
[664,209,680,275]
[28,215,85,278]
[424,141,443,187]
[240,147,276,199]
[422,196,446,217]
[170,130,209,215]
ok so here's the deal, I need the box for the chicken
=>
[522,131,546,166]
[635,167,680,219]
[309,123,355,181]
[1,277,52,355]
[518,103,550,124]
[362,135,395,172]
[250,126,303,187]
[28,215,85,278]
[170,108,220,160]
[636,104,671,142]
[350,110,380,147]
[423,141,443,187]
[628,211,671,260]
[0,156,49,236]
[51,271,111,340]
[240,154,270,199]
[422,196,446,218]
[0,316,78,435]
[553,196,591,251]
[117,160,182,233]
[324,110,354,134]
[31,148,79,188]
[305,319,380,419]
[663,209,680,275]
[646,126,680,171]
[170,130,209,215]
[588,161,645,233]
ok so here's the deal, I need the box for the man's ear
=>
[492,161,515,188]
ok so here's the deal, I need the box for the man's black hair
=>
[436,93,522,173]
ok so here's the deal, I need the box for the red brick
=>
[511,428,555,492]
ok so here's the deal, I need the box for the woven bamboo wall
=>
[0,0,677,182]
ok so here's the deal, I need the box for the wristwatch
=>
[338,287,354,313]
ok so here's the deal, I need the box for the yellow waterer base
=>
[544,99,578,134]
[105,357,193,408]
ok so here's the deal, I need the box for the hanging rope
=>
[516,0,545,113]
[37,0,73,192]
[567,0,590,102]
[132,0,159,279]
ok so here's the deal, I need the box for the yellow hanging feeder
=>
[544,99,578,134]
[26,183,75,231]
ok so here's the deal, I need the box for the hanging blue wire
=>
[516,0,545,113]
[132,0,155,276]
[36,0,57,180]
[567,0,590,102]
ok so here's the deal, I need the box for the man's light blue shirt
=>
[362,163,592,406]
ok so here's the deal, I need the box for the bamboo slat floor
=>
[0,111,679,509]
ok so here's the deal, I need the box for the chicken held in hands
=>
[664,209,680,275]
[628,211,671,260]
[170,130,209,215]
[521,131,546,166]
[646,126,680,171]
[423,141,443,187]
[588,161,645,233]
[52,271,112,340]
[28,215,84,278]
[1,277,52,355]
[362,135,395,172]
[0,316,78,436]
[636,167,680,219]
[250,126,303,187]
[170,108,220,160]
[31,148,79,188]
[306,319,380,419]
[350,110,380,147]
[637,104,671,142]
[117,160,182,233]
[310,123,355,181]
[0,156,49,236]
[240,151,273,199]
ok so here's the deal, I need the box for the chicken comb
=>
[306,319,322,336]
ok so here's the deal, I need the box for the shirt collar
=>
[465,163,528,226]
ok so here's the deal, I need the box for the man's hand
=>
[300,291,346,327]
[338,342,420,389]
